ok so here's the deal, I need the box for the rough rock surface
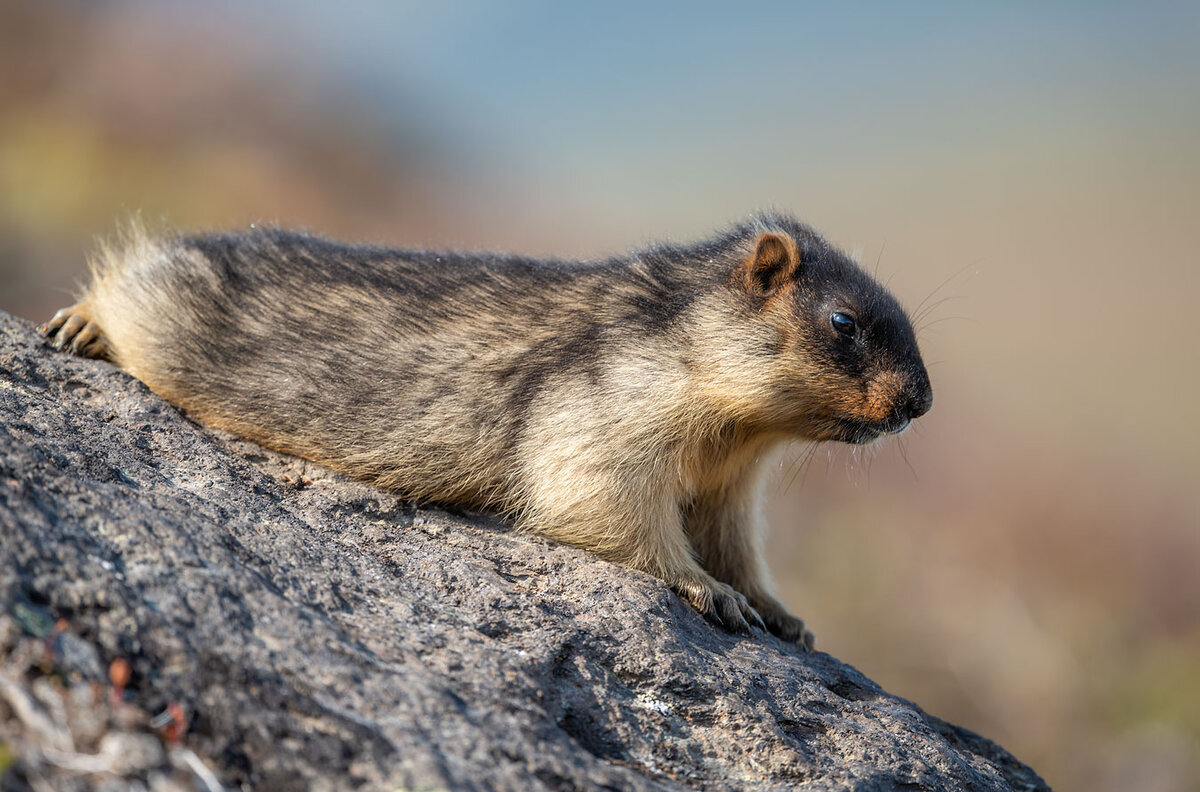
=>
[0,310,1049,791]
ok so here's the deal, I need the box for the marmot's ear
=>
[739,232,801,297]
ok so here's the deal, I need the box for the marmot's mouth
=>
[834,417,910,445]
[843,425,882,445]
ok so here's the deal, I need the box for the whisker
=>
[779,444,806,492]
[911,259,981,318]
[913,294,967,325]
[917,315,974,333]
[898,436,919,482]
[783,441,821,495]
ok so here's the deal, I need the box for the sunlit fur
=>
[42,214,932,646]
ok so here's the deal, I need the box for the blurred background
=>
[1,1,1196,789]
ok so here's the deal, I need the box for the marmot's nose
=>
[905,375,933,420]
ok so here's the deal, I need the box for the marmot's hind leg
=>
[39,302,110,359]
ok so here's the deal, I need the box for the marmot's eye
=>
[830,311,857,337]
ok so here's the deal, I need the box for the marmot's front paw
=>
[40,303,109,358]
[673,574,766,635]
[751,595,816,649]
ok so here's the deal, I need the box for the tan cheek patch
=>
[825,381,865,417]
[796,372,869,432]
[863,371,905,423]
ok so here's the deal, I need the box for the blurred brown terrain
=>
[0,4,1196,791]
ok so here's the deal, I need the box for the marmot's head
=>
[721,214,932,444]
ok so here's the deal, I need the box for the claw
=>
[53,314,85,350]
[41,307,71,338]
[747,593,816,648]
[69,321,101,354]
[674,574,767,636]
[714,596,751,634]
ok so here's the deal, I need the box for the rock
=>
[98,732,165,774]
[0,310,1050,791]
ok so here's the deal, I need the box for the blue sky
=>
[250,3,1199,149]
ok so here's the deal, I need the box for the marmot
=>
[42,214,932,647]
